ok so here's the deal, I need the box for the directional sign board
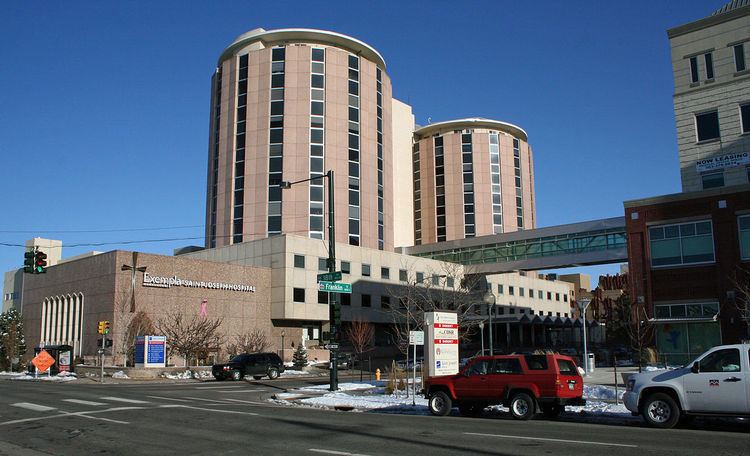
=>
[317,271,343,283]
[318,281,352,293]
[409,330,425,345]
[32,350,55,374]
[324,344,339,350]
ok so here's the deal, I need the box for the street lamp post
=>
[280,330,285,361]
[483,289,496,355]
[478,321,485,355]
[577,298,591,376]
[281,170,339,391]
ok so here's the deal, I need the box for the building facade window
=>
[649,220,715,267]
[538,290,543,299]
[529,289,534,299]
[341,261,351,274]
[268,47,285,236]
[654,302,718,319]
[233,53,249,244]
[509,286,515,296]
[431,275,440,286]
[362,264,371,277]
[704,52,714,80]
[361,294,371,307]
[740,103,750,134]
[695,110,720,142]
[513,138,524,228]
[399,269,408,282]
[489,132,503,234]
[519,287,525,297]
[416,272,424,283]
[376,67,385,250]
[293,254,305,268]
[318,257,327,271]
[341,294,351,306]
[412,141,422,245]
[209,67,222,248]
[309,48,326,239]
[40,293,84,357]
[498,284,504,294]
[434,136,446,241]
[734,43,747,73]
[447,277,454,288]
[381,296,390,309]
[293,288,305,303]
[347,54,361,246]
[462,133,476,237]
[689,56,699,83]
[381,267,390,280]
[318,291,329,304]
[701,171,724,189]
[739,215,750,260]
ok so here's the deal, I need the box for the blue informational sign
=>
[147,337,165,364]
[134,336,145,364]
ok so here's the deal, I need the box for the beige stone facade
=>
[19,251,280,362]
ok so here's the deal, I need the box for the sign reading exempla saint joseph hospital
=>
[142,272,255,293]
[425,311,459,377]
[695,152,750,173]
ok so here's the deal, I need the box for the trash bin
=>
[29,345,74,375]
[587,353,595,373]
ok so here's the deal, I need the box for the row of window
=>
[694,103,750,143]
[496,283,569,303]
[209,67,222,248]
[492,306,569,318]
[233,54,250,244]
[513,138,524,229]
[347,54,361,246]
[267,47,286,236]
[489,133,503,234]
[688,41,747,85]
[701,165,750,190]
[649,215,750,267]
[654,302,719,319]
[309,48,326,240]
[434,136,446,242]
[413,142,422,245]
[376,67,385,250]
[462,133,476,238]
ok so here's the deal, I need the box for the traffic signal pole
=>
[327,170,338,392]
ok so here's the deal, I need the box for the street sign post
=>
[31,350,55,378]
[317,271,342,282]
[324,343,339,350]
[318,281,352,293]
[408,331,425,405]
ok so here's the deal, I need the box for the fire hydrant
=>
[375,368,381,381]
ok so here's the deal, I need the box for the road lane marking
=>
[164,405,259,416]
[218,389,266,393]
[463,432,638,448]
[147,396,192,403]
[309,449,371,456]
[223,398,269,406]
[0,406,144,426]
[11,403,56,412]
[62,399,107,406]
[99,397,150,404]
[194,385,244,389]
[183,396,229,403]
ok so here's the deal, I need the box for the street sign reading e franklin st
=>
[318,281,352,293]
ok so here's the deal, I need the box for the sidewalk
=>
[583,365,641,386]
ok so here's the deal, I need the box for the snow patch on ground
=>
[584,384,624,400]
[0,371,26,378]
[11,372,77,382]
[280,369,309,376]
[297,382,378,392]
[111,371,129,379]
[299,391,428,412]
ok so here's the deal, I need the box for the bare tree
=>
[156,310,224,367]
[124,311,156,366]
[730,266,750,340]
[344,317,374,381]
[385,261,483,359]
[624,298,655,373]
[225,329,269,359]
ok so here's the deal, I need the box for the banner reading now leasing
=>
[695,152,750,173]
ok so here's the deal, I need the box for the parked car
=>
[423,354,585,420]
[212,352,284,381]
[623,343,750,428]
[337,353,358,370]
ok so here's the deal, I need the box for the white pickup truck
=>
[623,343,750,428]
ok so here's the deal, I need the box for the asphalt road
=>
[1,377,748,456]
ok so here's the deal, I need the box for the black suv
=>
[212,352,285,381]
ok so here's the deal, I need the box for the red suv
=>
[423,354,584,420]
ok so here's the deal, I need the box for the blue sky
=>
[0,0,722,283]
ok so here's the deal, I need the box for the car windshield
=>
[230,355,245,363]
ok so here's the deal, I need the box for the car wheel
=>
[509,393,536,420]
[428,391,452,416]
[458,402,484,417]
[541,404,563,419]
[231,370,242,381]
[640,393,680,429]
[267,367,280,380]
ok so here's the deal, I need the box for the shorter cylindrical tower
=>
[412,118,536,244]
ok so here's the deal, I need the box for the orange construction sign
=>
[32,350,55,373]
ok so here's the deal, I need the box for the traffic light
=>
[104,338,113,348]
[103,321,110,334]
[34,251,47,274]
[23,251,35,274]
[98,321,105,334]
[331,303,341,327]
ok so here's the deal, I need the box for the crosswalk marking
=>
[146,396,191,403]
[62,399,107,406]
[183,396,228,403]
[11,402,56,412]
[99,396,149,404]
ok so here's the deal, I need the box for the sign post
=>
[31,350,55,379]
[425,311,459,378]
[318,281,352,294]
[409,330,424,405]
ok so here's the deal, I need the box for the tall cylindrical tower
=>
[412,118,536,244]
[206,28,393,251]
